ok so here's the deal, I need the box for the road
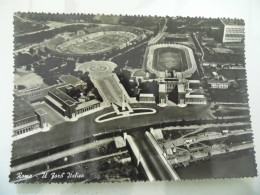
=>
[14,14,44,25]
[109,40,148,61]
[12,103,214,160]
[161,17,168,32]
[130,131,174,180]
[174,129,252,147]
[155,121,250,132]
[11,138,113,172]
[12,150,127,183]
[147,17,168,45]
[192,32,205,61]
[33,102,66,126]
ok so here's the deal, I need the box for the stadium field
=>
[48,31,137,55]
[152,47,188,72]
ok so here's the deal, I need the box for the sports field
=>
[145,44,197,78]
[49,31,137,55]
[153,47,187,72]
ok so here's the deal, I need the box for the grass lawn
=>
[14,68,48,88]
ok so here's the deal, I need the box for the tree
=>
[213,105,219,110]
[14,53,34,67]
[150,73,157,79]
[17,85,26,90]
[29,47,35,54]
[130,168,138,181]
[25,64,31,71]
[180,119,186,126]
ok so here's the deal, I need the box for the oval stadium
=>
[45,25,145,57]
[145,43,197,78]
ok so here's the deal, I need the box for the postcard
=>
[10,12,257,183]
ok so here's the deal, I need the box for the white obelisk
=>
[122,91,125,111]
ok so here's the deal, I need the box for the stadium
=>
[145,43,197,78]
[45,25,146,57]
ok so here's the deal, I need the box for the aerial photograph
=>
[10,12,257,183]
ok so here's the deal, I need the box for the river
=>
[174,149,257,179]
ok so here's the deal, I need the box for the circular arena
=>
[45,26,144,57]
[145,43,197,78]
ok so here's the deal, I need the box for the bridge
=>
[126,131,180,181]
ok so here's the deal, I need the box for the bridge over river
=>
[127,131,180,181]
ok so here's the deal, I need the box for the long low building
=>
[208,80,229,89]
[13,95,47,137]
[139,93,156,103]
[184,93,207,105]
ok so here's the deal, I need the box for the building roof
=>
[159,72,166,78]
[35,109,46,116]
[165,33,189,38]
[140,93,155,97]
[47,75,89,107]
[59,75,85,86]
[76,99,100,110]
[177,83,186,93]
[185,94,205,99]
[208,80,228,84]
[45,95,66,112]
[49,87,77,106]
[159,83,167,93]
[65,100,75,106]
[163,142,174,149]
[220,18,244,26]
[202,37,214,41]
[15,75,85,97]
[13,95,36,121]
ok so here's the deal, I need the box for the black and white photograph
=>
[10,12,257,183]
